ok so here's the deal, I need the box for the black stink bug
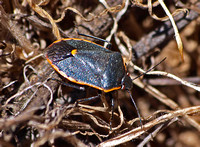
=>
[45,36,142,128]
[45,38,133,93]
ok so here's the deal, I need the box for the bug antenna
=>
[75,28,111,48]
[132,57,167,81]
[127,90,143,128]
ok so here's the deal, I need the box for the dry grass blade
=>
[132,0,187,61]
[134,65,200,92]
[148,0,188,21]
[98,105,200,147]
[158,0,184,61]
[0,1,199,146]
[27,0,61,39]
[32,130,86,147]
[132,72,200,131]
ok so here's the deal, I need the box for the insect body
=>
[45,38,133,92]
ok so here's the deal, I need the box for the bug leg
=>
[48,78,85,91]
[74,94,101,107]
[127,90,143,128]
[109,94,115,131]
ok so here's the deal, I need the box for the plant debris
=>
[0,0,200,146]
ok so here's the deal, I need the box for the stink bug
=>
[45,38,133,92]
[45,35,142,129]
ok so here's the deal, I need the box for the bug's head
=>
[121,74,133,90]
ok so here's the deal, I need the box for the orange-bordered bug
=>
[44,33,142,129]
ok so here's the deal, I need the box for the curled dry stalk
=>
[130,63,200,131]
[115,21,200,145]
[1,0,198,146]
[98,105,200,147]
[27,0,126,40]
[132,0,188,61]
[27,0,61,39]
